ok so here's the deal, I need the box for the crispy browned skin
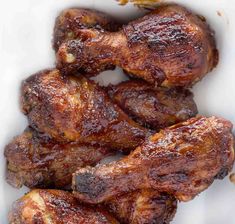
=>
[9,189,119,224]
[73,116,235,203]
[107,79,198,130]
[106,189,177,224]
[53,8,120,51]
[4,127,111,189]
[21,69,149,151]
[57,4,218,87]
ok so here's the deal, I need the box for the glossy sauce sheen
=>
[8,190,119,224]
[4,127,111,189]
[73,116,235,203]
[107,79,198,130]
[21,69,149,152]
[57,4,218,87]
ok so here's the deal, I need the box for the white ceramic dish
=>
[0,0,235,223]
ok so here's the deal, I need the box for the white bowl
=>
[0,0,235,223]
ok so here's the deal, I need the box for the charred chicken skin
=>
[106,189,177,224]
[53,8,120,51]
[21,69,149,151]
[107,79,198,130]
[73,116,234,203]
[8,189,119,224]
[57,4,218,87]
[4,127,111,189]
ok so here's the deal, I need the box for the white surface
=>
[0,0,235,223]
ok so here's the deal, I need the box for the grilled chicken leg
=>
[9,189,177,224]
[107,79,198,130]
[4,127,111,189]
[73,116,234,203]
[21,69,149,151]
[57,4,218,87]
[8,189,119,224]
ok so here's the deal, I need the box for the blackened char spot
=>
[75,172,106,199]
[215,167,229,180]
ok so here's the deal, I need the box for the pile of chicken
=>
[5,4,234,224]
